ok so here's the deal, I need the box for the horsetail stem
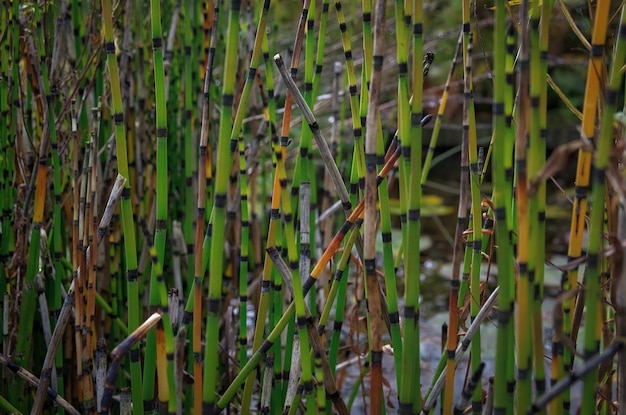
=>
[334,0,366,196]
[563,2,611,402]
[277,8,317,412]
[373,68,403,395]
[492,4,515,414]
[201,0,243,410]
[581,1,625,411]
[13,30,49,411]
[238,132,251,371]
[463,29,484,414]
[515,1,533,412]
[422,31,462,185]
[101,0,143,410]
[528,0,551,404]
[406,1,425,411]
[363,1,387,412]
[140,218,177,413]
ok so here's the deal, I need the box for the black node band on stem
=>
[127,269,138,282]
[215,193,227,208]
[371,351,383,364]
[207,299,220,314]
[247,67,256,80]
[373,55,383,71]
[411,112,423,126]
[398,402,412,414]
[222,94,234,107]
[401,145,411,158]
[606,88,619,106]
[591,166,605,185]
[590,43,604,57]
[404,306,416,319]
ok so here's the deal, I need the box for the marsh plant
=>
[1,0,626,414]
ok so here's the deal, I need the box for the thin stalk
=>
[290,0,316,227]
[492,4,515,415]
[443,28,470,415]
[504,22,517,415]
[182,2,216,412]
[278,16,318,408]
[13,30,50,410]
[142,0,176,410]
[202,0,241,409]
[464,30,483,414]
[140,221,177,414]
[334,0,366,198]
[421,30,463,185]
[221,0,273,411]
[48,11,67,406]
[581,3,626,411]
[100,0,142,410]
[528,0,552,405]
[363,1,387,413]
[563,1,610,403]
[515,1,532,412]
[182,0,196,338]
[402,0,425,412]
[238,131,251,370]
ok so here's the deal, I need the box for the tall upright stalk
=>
[514,1,532,412]
[334,0,366,194]
[563,2,610,408]
[581,2,625,410]
[101,0,143,410]
[463,30,483,414]
[141,0,177,411]
[364,1,387,413]
[12,24,51,411]
[202,0,240,410]
[491,3,515,414]
[184,2,216,412]
[399,0,424,412]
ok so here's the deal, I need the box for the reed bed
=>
[2,0,626,414]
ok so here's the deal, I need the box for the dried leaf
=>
[528,140,590,197]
